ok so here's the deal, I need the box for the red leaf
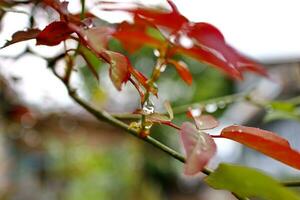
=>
[36,21,73,46]
[70,24,115,62]
[105,51,130,91]
[101,1,267,79]
[220,125,300,170]
[100,0,188,32]
[180,122,217,175]
[195,115,219,130]
[185,22,267,77]
[129,66,158,95]
[114,21,163,53]
[173,46,243,80]
[1,29,41,48]
[167,59,193,85]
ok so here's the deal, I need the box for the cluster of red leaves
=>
[2,0,267,92]
[100,0,268,85]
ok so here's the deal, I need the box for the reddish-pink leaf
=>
[173,46,243,80]
[194,115,219,130]
[167,59,193,85]
[220,125,300,170]
[185,22,267,77]
[180,122,217,175]
[100,0,188,32]
[101,1,267,80]
[1,29,41,48]
[82,27,115,53]
[36,21,73,46]
[129,66,158,95]
[113,21,163,53]
[187,109,219,130]
[105,51,130,91]
[146,113,171,123]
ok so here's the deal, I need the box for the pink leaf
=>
[194,115,219,130]
[186,22,267,77]
[105,51,130,91]
[180,122,217,175]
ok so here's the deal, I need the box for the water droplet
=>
[160,64,167,72]
[205,103,218,113]
[238,129,242,133]
[218,101,226,109]
[142,99,155,115]
[169,35,176,43]
[179,35,193,48]
[153,49,160,57]
[191,108,201,117]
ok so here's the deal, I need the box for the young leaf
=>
[187,108,219,130]
[102,1,268,80]
[146,113,170,124]
[100,0,188,32]
[105,51,130,91]
[220,125,300,170]
[36,21,73,46]
[205,163,300,200]
[167,59,193,85]
[183,22,268,77]
[81,26,115,53]
[1,29,41,48]
[173,46,243,80]
[78,45,102,81]
[180,122,217,175]
[194,115,219,130]
[113,21,163,53]
[164,101,173,120]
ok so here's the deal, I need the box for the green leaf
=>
[264,101,300,122]
[205,163,300,200]
[264,110,300,123]
[270,101,295,112]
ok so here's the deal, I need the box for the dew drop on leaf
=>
[190,108,201,117]
[205,103,218,113]
[153,49,160,57]
[179,35,193,48]
[160,64,167,72]
[217,101,226,109]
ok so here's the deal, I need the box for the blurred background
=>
[0,0,300,199]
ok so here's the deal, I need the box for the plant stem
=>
[112,91,250,120]
[172,92,249,114]
[80,0,86,19]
